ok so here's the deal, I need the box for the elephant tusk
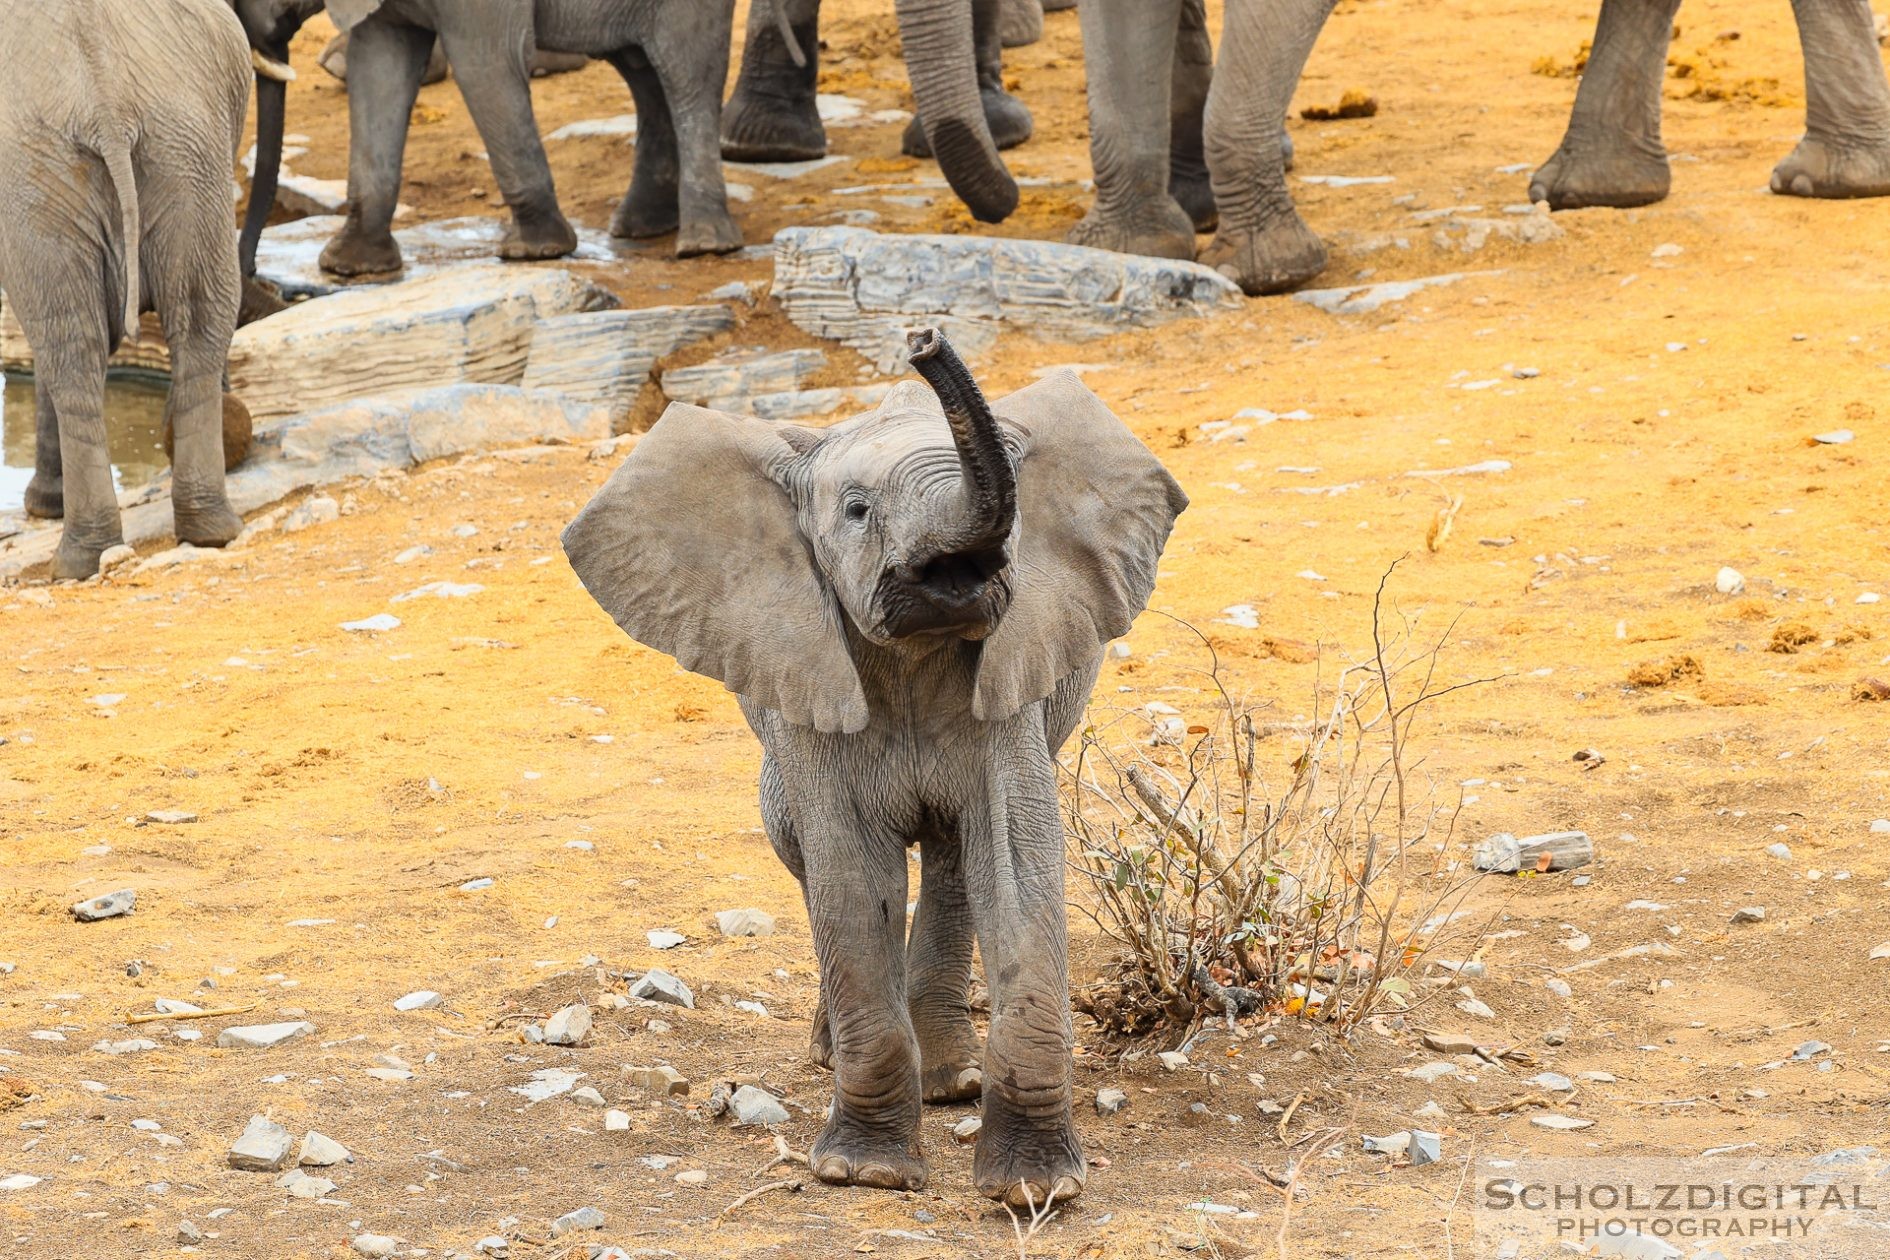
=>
[768,0,807,69]
[251,48,297,83]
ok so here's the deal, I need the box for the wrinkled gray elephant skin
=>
[1079,0,1890,297]
[230,0,743,284]
[563,331,1187,1205]
[0,0,251,578]
[721,0,1033,222]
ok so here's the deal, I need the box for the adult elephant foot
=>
[721,89,826,163]
[1770,134,1890,199]
[1528,142,1670,210]
[499,211,579,262]
[238,277,289,327]
[1201,213,1328,296]
[810,1117,928,1191]
[22,475,62,521]
[973,1103,1086,1209]
[903,89,1034,158]
[915,1011,984,1103]
[319,223,405,278]
[1067,198,1197,262]
[675,211,743,259]
[52,532,119,581]
[1169,167,1217,235]
[175,501,245,550]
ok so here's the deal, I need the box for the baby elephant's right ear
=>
[562,404,867,734]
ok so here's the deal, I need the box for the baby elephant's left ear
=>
[973,372,1188,722]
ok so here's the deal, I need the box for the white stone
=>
[393,990,442,1011]
[604,1109,631,1131]
[1716,567,1746,595]
[715,908,776,938]
[352,1235,399,1258]
[1870,819,1890,834]
[71,889,136,921]
[1294,271,1500,316]
[510,1067,584,1103]
[97,544,138,576]
[543,1004,593,1046]
[277,1168,336,1199]
[228,1116,296,1171]
[520,306,733,424]
[1530,1114,1595,1131]
[0,1174,42,1191]
[570,1086,607,1108]
[629,970,694,1008]
[646,930,686,950]
[391,582,483,602]
[216,1021,316,1050]
[299,1132,351,1166]
[730,1085,790,1127]
[340,614,401,633]
[773,226,1241,374]
[92,1038,158,1055]
[281,496,340,533]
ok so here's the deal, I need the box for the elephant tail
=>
[102,134,142,348]
[768,0,807,68]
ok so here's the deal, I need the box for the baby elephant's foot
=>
[52,531,120,581]
[319,223,404,277]
[610,186,679,240]
[675,211,743,259]
[1067,197,1197,262]
[23,474,62,520]
[811,1116,927,1191]
[1770,133,1890,199]
[973,1103,1086,1208]
[500,211,579,261]
[1201,213,1328,296]
[1529,143,1670,210]
[175,501,245,549]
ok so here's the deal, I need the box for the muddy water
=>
[0,374,170,515]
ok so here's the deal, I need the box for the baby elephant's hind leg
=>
[908,838,983,1104]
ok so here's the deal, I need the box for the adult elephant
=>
[1076,0,1890,297]
[0,0,252,578]
[231,0,752,283]
[720,0,1035,222]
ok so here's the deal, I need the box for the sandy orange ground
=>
[4,1,1890,1257]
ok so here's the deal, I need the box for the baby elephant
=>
[0,0,251,578]
[565,331,1186,1205]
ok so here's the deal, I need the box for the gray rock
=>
[1793,1040,1832,1060]
[146,808,199,824]
[543,1004,593,1046]
[352,1234,399,1258]
[394,990,443,1011]
[276,1168,337,1199]
[1766,843,1793,860]
[713,909,776,939]
[71,889,137,921]
[1095,1088,1129,1116]
[178,1220,202,1244]
[251,214,621,302]
[1526,1072,1575,1093]
[551,1206,604,1236]
[626,1065,689,1096]
[229,1115,296,1171]
[951,1116,982,1144]
[474,1237,509,1257]
[520,305,733,425]
[217,1021,316,1050]
[281,496,340,533]
[570,1086,607,1108]
[299,1131,351,1167]
[730,1085,790,1127]
[1730,906,1767,924]
[661,347,826,410]
[604,1109,631,1131]
[1156,1051,1189,1072]
[93,1038,158,1055]
[773,226,1242,374]
[629,970,694,1009]
[1544,1027,1569,1046]
[1294,271,1500,316]
[1530,1114,1595,1131]
[1545,979,1573,999]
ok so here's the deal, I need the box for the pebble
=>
[629,970,694,1008]
[1870,820,1890,834]
[1545,979,1573,999]
[1766,843,1793,860]
[71,889,137,921]
[0,1175,43,1190]
[552,1207,604,1236]
[97,544,138,576]
[570,1086,607,1108]
[1715,567,1746,595]
[474,1236,509,1257]
[340,614,401,633]
[1422,1032,1480,1055]
[217,1021,317,1050]
[392,580,484,602]
[154,997,202,1015]
[1812,429,1854,445]
[451,523,479,538]
[674,1169,708,1186]
[145,809,198,825]
[1530,1114,1595,1131]
[178,1220,202,1244]
[714,908,776,938]
[352,1234,399,1257]
[1457,998,1496,1020]
[1414,1100,1447,1120]
[393,545,433,565]
[228,1116,296,1171]
[646,930,686,950]
[1404,1062,1458,1083]
[459,877,494,891]
[627,1066,689,1096]
[1095,1088,1129,1116]
[1730,907,1767,924]
[364,1067,413,1082]
[300,1132,351,1166]
[951,1116,982,1144]
[543,1004,593,1046]
[1793,1040,1831,1060]
[93,1038,157,1055]
[1578,1071,1617,1083]
[1650,243,1683,258]
[394,990,443,1011]
[1526,1072,1575,1093]
[731,1085,790,1127]
[604,1109,630,1131]
[1544,1028,1569,1046]
[1156,1051,1189,1072]
[277,1168,336,1199]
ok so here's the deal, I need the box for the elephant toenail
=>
[813,1155,851,1183]
[1792,173,1814,196]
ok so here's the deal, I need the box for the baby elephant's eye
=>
[845,500,869,522]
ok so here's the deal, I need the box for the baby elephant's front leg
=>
[805,830,927,1191]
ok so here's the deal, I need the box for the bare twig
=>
[126,1003,258,1025]
[718,1178,803,1220]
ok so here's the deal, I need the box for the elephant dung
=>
[521,306,734,426]
[629,970,694,1009]
[543,1004,593,1047]
[772,226,1242,374]
[71,889,137,922]
[229,265,612,422]
[713,909,775,938]
[217,1021,317,1050]
[228,1116,296,1171]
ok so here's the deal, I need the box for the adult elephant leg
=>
[1168,0,1216,232]
[965,714,1084,1209]
[998,0,1042,48]
[1200,0,1335,296]
[605,50,679,240]
[907,837,983,1104]
[436,13,577,262]
[22,386,62,520]
[319,19,433,277]
[1771,0,1890,197]
[1529,0,1680,209]
[721,0,825,163]
[1067,0,1196,260]
[904,0,1033,156]
[647,26,743,256]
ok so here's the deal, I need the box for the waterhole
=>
[0,373,170,516]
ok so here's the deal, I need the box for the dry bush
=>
[1065,567,1494,1041]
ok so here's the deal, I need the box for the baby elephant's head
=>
[564,329,1187,734]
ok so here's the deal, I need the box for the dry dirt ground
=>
[5,1,1890,1257]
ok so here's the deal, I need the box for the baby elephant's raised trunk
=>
[905,328,1016,556]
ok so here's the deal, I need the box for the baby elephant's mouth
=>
[878,545,1012,638]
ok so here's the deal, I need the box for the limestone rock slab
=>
[521,306,734,424]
